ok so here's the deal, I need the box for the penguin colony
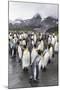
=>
[9,31,58,81]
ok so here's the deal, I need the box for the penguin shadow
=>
[11,56,17,63]
[19,68,29,81]
[41,66,47,72]
[29,78,39,87]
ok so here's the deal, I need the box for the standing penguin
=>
[17,42,22,63]
[54,35,57,44]
[22,45,30,71]
[31,44,38,64]
[54,40,59,53]
[54,35,58,53]
[30,44,37,80]
[41,48,50,71]
[49,44,54,61]
[12,36,16,57]
[9,37,14,57]
[9,34,13,55]
[30,45,41,81]
[33,52,41,81]
[51,33,56,47]
[51,34,56,57]
[37,39,44,52]
[48,35,52,45]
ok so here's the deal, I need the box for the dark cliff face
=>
[41,16,57,26]
[22,13,42,27]
[37,16,58,32]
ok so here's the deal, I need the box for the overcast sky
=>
[9,2,59,21]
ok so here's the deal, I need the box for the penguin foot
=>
[19,59,21,64]
[36,77,39,80]
[48,59,51,64]
[42,67,47,71]
[29,76,33,80]
[23,68,25,71]
[23,68,28,72]
[52,54,54,58]
[41,66,43,70]
[33,79,39,83]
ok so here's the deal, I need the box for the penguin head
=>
[17,41,19,45]
[37,50,43,55]
[24,45,26,49]
[53,33,55,37]
[48,43,53,49]
[48,44,51,49]
[34,44,37,48]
